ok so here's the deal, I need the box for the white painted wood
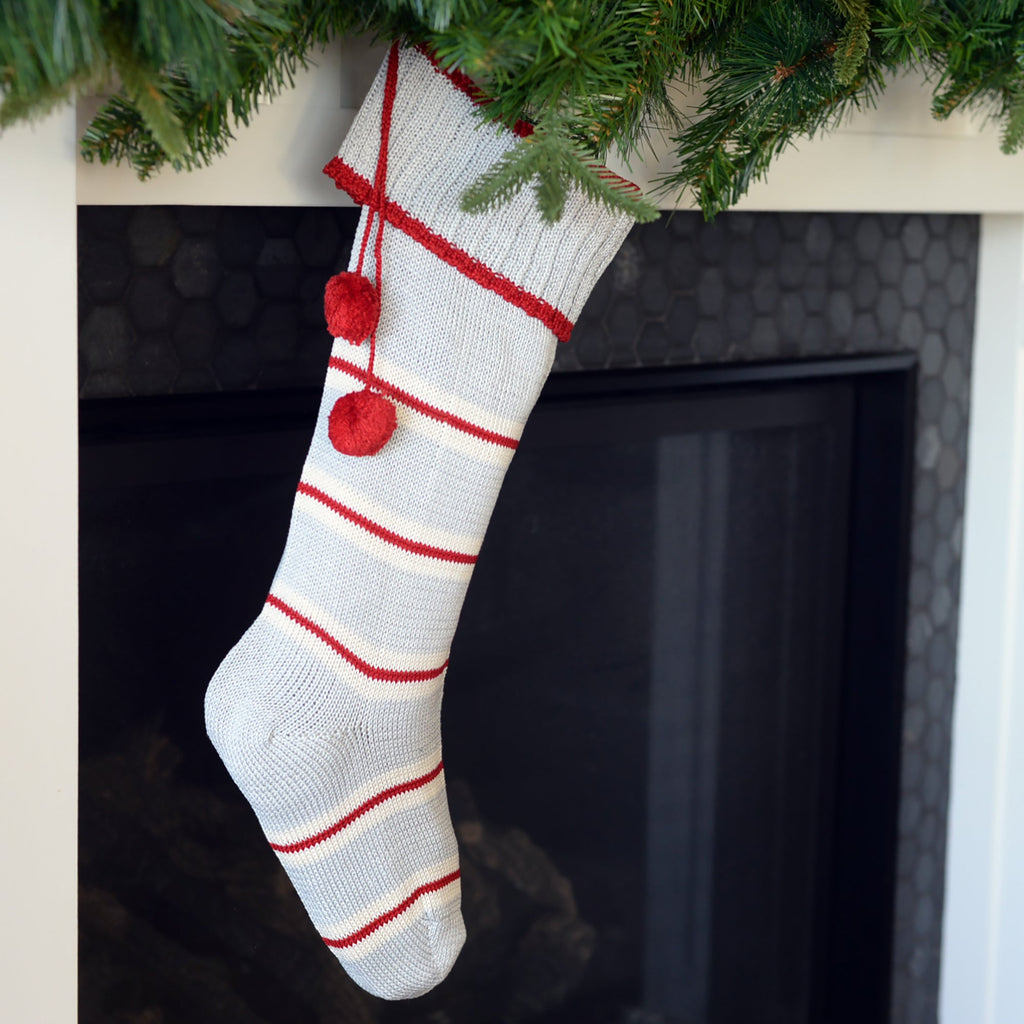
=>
[609,70,1024,213]
[941,214,1024,1024]
[0,108,79,1024]
[77,48,1024,212]
[76,39,386,207]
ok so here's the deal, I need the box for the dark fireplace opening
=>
[80,353,915,1024]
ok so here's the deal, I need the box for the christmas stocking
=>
[205,42,633,1000]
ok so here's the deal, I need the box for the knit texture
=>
[205,43,633,1000]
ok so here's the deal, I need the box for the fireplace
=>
[78,208,976,1023]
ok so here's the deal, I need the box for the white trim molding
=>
[941,214,1024,1024]
[0,108,79,1024]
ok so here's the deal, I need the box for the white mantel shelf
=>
[75,41,1024,213]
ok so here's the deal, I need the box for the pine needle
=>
[5,1,1024,220]
[460,115,658,224]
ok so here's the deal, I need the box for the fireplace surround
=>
[77,207,977,1024]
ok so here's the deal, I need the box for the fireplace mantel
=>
[74,39,1024,214]
[2,59,1024,1022]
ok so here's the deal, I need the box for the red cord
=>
[326,43,402,459]
[352,40,400,382]
[355,210,373,278]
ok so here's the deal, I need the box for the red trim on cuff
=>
[415,43,535,139]
[413,43,641,196]
[323,155,576,342]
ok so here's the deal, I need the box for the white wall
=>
[0,108,79,1024]
[941,215,1024,1024]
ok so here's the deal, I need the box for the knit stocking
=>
[204,43,633,1000]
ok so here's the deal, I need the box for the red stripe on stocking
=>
[329,356,520,451]
[266,593,448,683]
[296,481,478,564]
[323,870,462,949]
[270,761,446,854]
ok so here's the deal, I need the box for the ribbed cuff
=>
[324,45,635,339]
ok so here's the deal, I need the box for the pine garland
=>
[2,1,1024,220]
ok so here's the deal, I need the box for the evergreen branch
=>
[459,113,657,224]
[655,2,884,218]
[6,1,1024,221]
[102,27,189,158]
[830,0,871,85]
[0,64,96,128]
[459,135,541,213]
[560,156,660,224]
[79,0,342,175]
[1001,82,1024,151]
[871,0,948,64]
[0,0,105,125]
[79,95,153,171]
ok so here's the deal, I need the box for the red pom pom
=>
[324,272,380,343]
[328,389,397,456]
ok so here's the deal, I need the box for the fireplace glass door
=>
[80,357,913,1024]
